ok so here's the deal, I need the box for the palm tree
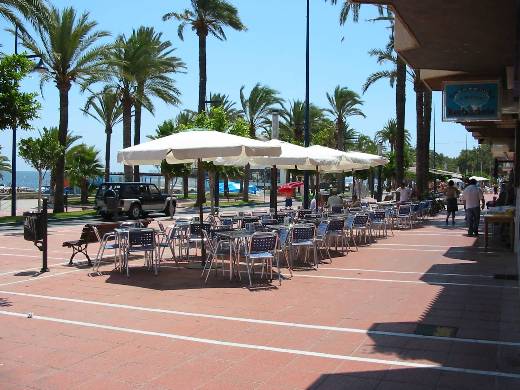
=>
[415,70,432,199]
[280,100,324,144]
[325,86,365,152]
[82,87,123,182]
[47,126,81,196]
[163,0,246,113]
[209,92,240,119]
[17,6,109,212]
[375,118,411,154]
[130,26,185,181]
[1,0,47,35]
[0,146,11,178]
[239,83,282,201]
[66,144,103,204]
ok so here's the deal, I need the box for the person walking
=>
[462,178,485,236]
[445,180,460,225]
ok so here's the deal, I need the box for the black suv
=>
[95,182,176,219]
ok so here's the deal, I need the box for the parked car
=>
[95,182,176,219]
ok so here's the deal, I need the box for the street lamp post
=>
[377,143,383,202]
[303,0,311,209]
[11,25,47,217]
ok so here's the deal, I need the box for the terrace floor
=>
[0,213,519,389]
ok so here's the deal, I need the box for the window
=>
[149,185,161,196]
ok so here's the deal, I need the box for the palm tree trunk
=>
[133,83,144,181]
[54,85,70,213]
[336,119,345,194]
[164,175,170,193]
[197,31,208,113]
[122,95,133,182]
[81,179,89,204]
[395,55,406,188]
[104,127,112,182]
[37,169,42,212]
[182,173,189,198]
[208,170,215,213]
[243,164,250,202]
[415,71,426,199]
[422,89,432,199]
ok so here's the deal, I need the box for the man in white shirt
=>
[462,179,485,236]
[327,191,343,209]
[397,183,412,203]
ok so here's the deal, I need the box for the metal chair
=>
[352,214,371,245]
[121,228,157,277]
[331,205,343,214]
[397,205,413,229]
[92,225,120,273]
[290,224,317,268]
[276,227,293,278]
[201,230,232,283]
[188,223,211,257]
[344,215,358,251]
[370,211,388,238]
[314,221,332,262]
[244,232,279,286]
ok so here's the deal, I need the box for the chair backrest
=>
[298,209,312,219]
[82,223,118,243]
[249,232,277,254]
[327,218,344,232]
[190,223,212,235]
[275,214,287,224]
[353,214,369,226]
[128,228,155,248]
[316,221,329,237]
[412,203,421,212]
[156,221,166,233]
[331,205,343,214]
[278,228,290,249]
[221,218,234,226]
[372,211,386,221]
[344,215,355,229]
[252,210,269,216]
[398,205,411,215]
[292,224,315,241]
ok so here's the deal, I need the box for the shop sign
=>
[443,81,500,121]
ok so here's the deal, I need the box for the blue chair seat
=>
[249,251,275,259]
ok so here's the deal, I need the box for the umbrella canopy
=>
[117,129,282,165]
[469,176,490,182]
[214,139,340,168]
[295,145,363,172]
[343,151,389,168]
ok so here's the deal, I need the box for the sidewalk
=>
[0,213,519,389]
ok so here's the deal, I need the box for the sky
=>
[0,0,478,172]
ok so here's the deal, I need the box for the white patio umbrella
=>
[117,129,282,264]
[343,151,389,168]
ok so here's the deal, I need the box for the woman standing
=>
[445,180,460,225]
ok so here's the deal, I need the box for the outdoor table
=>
[484,214,515,250]
[215,230,253,280]
[232,216,260,228]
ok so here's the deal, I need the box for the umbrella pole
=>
[271,165,278,218]
[315,166,319,211]
[198,159,206,265]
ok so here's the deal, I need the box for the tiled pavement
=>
[0,214,519,389]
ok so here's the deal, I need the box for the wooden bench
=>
[62,223,119,266]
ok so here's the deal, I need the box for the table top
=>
[484,214,515,222]
[215,230,253,239]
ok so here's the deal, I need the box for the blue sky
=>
[0,0,477,172]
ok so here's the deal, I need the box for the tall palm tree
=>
[17,6,109,212]
[66,144,103,204]
[240,83,282,139]
[240,83,282,201]
[375,118,411,154]
[1,0,47,35]
[130,26,185,181]
[82,87,123,182]
[325,86,364,193]
[415,70,432,199]
[209,92,240,119]
[104,34,141,182]
[0,146,11,178]
[163,0,246,113]
[280,100,323,144]
[325,86,365,152]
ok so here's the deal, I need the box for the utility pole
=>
[303,0,311,209]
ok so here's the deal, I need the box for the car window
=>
[149,185,161,196]
[121,184,139,198]
[138,185,148,196]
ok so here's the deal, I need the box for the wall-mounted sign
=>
[443,81,500,122]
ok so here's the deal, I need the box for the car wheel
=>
[128,204,142,219]
[164,202,176,216]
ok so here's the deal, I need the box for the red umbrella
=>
[278,181,303,196]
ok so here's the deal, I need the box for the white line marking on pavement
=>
[293,274,517,289]
[0,269,83,287]
[1,310,519,379]
[1,290,518,347]
[319,267,493,279]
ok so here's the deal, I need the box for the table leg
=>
[484,220,489,249]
